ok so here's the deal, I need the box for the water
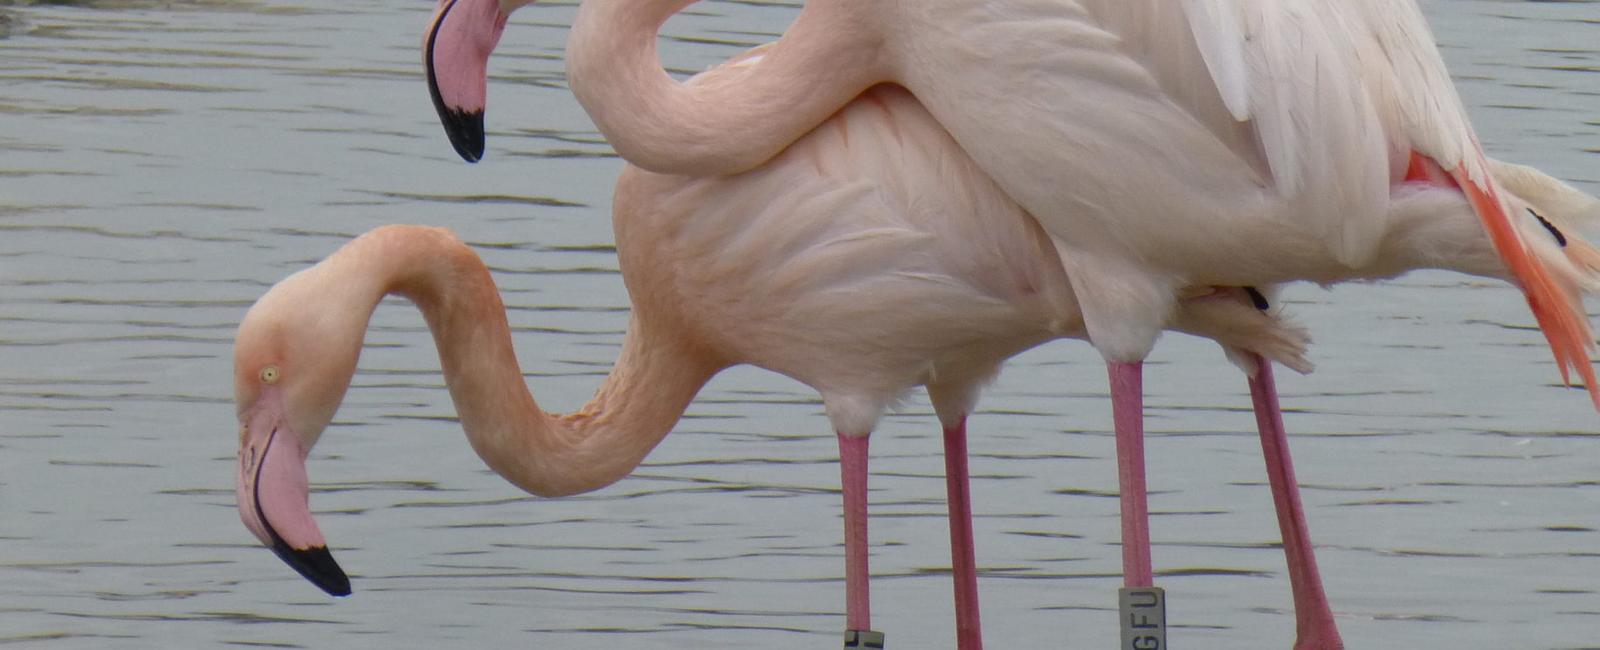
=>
[1,1,1597,647]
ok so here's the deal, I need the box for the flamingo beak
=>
[424,0,510,163]
[237,400,351,597]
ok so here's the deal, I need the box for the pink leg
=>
[838,432,874,634]
[1108,361,1154,588]
[1248,355,1344,650]
[941,418,983,650]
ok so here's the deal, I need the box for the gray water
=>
[2,1,1598,648]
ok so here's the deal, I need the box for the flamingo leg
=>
[1108,361,1168,647]
[838,432,885,649]
[1107,361,1154,587]
[941,418,983,650]
[1247,355,1345,650]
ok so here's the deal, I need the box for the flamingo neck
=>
[334,227,718,497]
[565,0,889,176]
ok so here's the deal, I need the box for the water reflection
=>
[1,0,1598,648]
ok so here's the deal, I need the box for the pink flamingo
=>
[236,83,1338,647]
[426,2,1600,646]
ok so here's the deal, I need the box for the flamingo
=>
[427,1,1600,644]
[235,83,1335,647]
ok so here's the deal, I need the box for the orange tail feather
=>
[1444,153,1600,409]
[1561,236,1600,277]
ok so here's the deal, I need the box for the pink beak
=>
[237,393,350,596]
[424,0,511,162]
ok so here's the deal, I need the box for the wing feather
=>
[1347,0,1477,183]
[1177,0,1248,121]
[1180,0,1390,267]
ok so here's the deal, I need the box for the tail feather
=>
[1172,287,1314,378]
[1564,239,1600,278]
[1485,158,1600,280]
[1451,153,1600,409]
[1538,209,1600,282]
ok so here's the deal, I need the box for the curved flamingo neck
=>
[566,0,889,176]
[330,226,718,497]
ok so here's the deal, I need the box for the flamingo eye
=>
[260,365,280,384]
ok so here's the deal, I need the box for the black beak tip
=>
[424,0,484,163]
[441,108,485,163]
[271,540,352,597]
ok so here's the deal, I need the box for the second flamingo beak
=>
[237,395,350,597]
[425,0,510,162]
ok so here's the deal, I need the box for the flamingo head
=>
[233,263,369,597]
[425,0,534,162]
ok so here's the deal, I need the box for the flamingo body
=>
[614,82,1318,433]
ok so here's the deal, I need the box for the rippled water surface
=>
[3,1,1599,648]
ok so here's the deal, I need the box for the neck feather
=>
[331,226,717,497]
[566,0,888,175]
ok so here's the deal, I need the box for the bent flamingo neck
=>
[566,0,889,175]
[331,227,722,496]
